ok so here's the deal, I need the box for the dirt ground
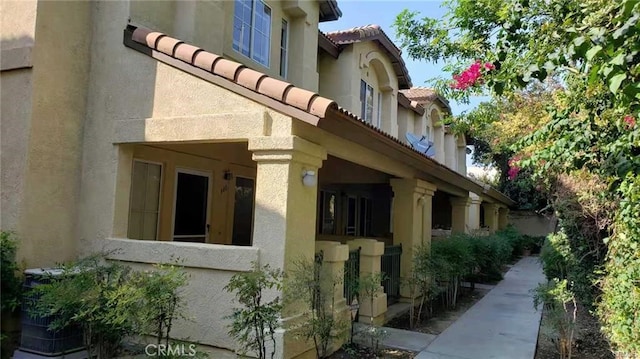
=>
[326,343,415,359]
[385,286,491,335]
[535,303,613,359]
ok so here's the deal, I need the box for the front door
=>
[173,169,211,243]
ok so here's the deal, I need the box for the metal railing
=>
[381,244,402,304]
[343,247,361,305]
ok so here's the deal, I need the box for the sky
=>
[319,1,488,169]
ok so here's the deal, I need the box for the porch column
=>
[390,178,437,299]
[482,202,500,234]
[249,136,326,359]
[468,193,482,231]
[315,241,350,316]
[498,207,510,230]
[450,197,471,234]
[347,238,387,324]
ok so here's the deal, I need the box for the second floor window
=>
[280,19,288,78]
[360,80,374,124]
[233,0,271,67]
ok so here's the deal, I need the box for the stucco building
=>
[0,1,513,357]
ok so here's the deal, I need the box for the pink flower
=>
[507,156,522,180]
[450,60,494,90]
[624,115,636,129]
[508,167,520,180]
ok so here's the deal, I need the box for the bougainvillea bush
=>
[395,0,640,356]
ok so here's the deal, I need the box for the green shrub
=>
[494,226,522,259]
[224,262,283,359]
[533,279,577,359]
[285,253,348,359]
[33,256,189,358]
[1,231,22,313]
[431,236,475,308]
[468,234,512,282]
[540,232,573,281]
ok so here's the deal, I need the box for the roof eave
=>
[319,0,342,22]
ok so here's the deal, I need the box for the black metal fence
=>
[381,244,402,304]
[343,247,361,305]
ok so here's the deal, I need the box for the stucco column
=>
[468,193,482,231]
[249,136,326,359]
[450,197,471,234]
[390,178,437,299]
[498,207,510,230]
[347,238,387,324]
[482,203,500,234]
[315,241,350,313]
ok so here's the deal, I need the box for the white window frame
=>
[128,159,163,241]
[171,168,213,243]
[360,80,374,124]
[232,0,272,67]
[376,92,383,128]
[280,19,289,78]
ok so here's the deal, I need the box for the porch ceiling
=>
[122,25,515,208]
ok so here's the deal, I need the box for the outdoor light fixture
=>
[417,195,427,206]
[302,170,316,187]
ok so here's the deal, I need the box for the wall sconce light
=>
[223,170,234,181]
[417,195,427,206]
[302,170,316,187]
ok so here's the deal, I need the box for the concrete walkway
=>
[416,256,545,359]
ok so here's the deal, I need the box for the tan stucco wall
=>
[444,132,457,170]
[0,69,32,233]
[1,1,92,268]
[318,41,399,135]
[1,0,36,235]
[318,46,357,109]
[104,238,258,352]
[509,210,556,237]
[397,106,410,138]
[428,107,445,164]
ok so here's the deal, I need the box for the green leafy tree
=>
[285,253,348,359]
[395,0,639,354]
[224,262,283,359]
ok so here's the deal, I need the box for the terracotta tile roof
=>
[324,24,412,89]
[129,26,337,118]
[400,87,451,113]
[318,31,340,58]
[397,92,425,116]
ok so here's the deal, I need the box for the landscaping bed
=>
[385,286,491,335]
[327,343,415,359]
[535,303,613,359]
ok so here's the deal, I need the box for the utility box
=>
[13,268,87,359]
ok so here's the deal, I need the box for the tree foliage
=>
[395,0,639,355]
[225,262,283,359]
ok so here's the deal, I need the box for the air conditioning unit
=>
[13,268,87,359]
